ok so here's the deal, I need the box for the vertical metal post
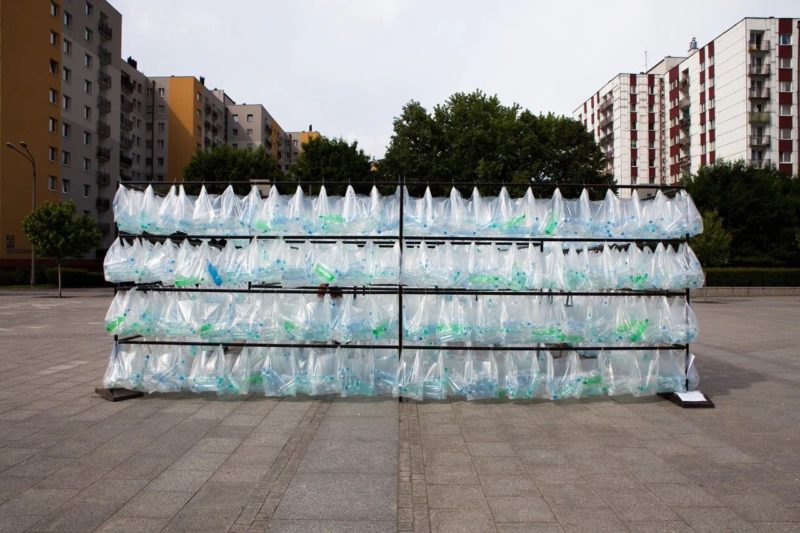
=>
[684,232,691,391]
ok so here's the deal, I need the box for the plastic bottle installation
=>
[104,181,703,400]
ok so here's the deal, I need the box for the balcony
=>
[120,154,133,168]
[98,47,112,66]
[679,116,690,129]
[749,40,770,53]
[749,135,771,147]
[679,135,690,147]
[121,76,135,94]
[748,64,771,76]
[97,121,111,139]
[98,70,111,90]
[598,132,614,146]
[96,171,110,187]
[121,117,133,132]
[749,111,771,124]
[679,78,689,90]
[98,21,112,41]
[96,197,111,211]
[679,155,690,166]
[97,146,111,162]
[748,158,771,169]
[120,135,134,150]
[748,87,771,99]
[120,95,134,113]
[679,95,690,108]
[598,97,613,111]
[598,113,613,129]
[97,95,111,114]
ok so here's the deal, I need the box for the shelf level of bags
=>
[105,237,704,291]
[113,184,703,239]
[104,344,698,401]
[106,290,697,346]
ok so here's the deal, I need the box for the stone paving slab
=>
[0,289,798,532]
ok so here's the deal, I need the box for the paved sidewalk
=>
[0,289,798,532]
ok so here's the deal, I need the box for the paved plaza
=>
[0,289,798,532]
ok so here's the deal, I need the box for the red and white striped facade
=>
[574,17,800,185]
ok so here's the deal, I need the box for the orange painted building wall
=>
[0,0,63,264]
[166,77,202,181]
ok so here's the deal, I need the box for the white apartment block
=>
[574,17,800,185]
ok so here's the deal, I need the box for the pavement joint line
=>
[235,397,331,526]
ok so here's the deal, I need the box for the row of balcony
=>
[97,95,111,114]
[121,95,134,113]
[749,64,771,76]
[748,40,770,53]
[749,135,771,147]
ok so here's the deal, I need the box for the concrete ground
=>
[0,289,798,533]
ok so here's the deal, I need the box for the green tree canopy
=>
[289,137,372,195]
[379,90,611,196]
[684,161,800,266]
[183,145,284,194]
[23,201,101,297]
[690,210,732,267]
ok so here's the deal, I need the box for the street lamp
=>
[5,141,37,286]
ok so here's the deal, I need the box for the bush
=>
[0,267,48,286]
[704,268,800,287]
[44,267,109,288]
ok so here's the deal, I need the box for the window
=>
[232,128,238,136]
[62,94,71,110]
[63,11,71,26]
[780,152,792,163]
[62,178,71,193]
[157,122,165,132]
[196,108,201,117]
[62,122,71,138]
[779,33,792,45]
[629,86,636,94]
[49,59,58,74]
[157,104,165,114]
[48,176,57,191]
[83,131,91,145]
[48,146,57,161]
[82,157,91,171]
[62,66,71,83]
[780,81,793,92]
[648,104,655,113]
[779,57,792,69]
[158,88,165,97]
[61,151,71,166]
[48,117,57,132]
[157,139,164,150]
[631,140,637,148]
[246,114,254,122]
[50,1,58,16]
[49,88,57,104]
[196,92,201,101]
[708,98,715,108]
[709,118,715,130]
[145,157,152,166]
[83,105,91,120]
[146,123,153,132]
[49,31,58,48]
[157,157,164,167]
[246,128,253,136]
[83,79,91,93]
[293,139,298,147]
[232,143,238,148]
[196,125,201,136]
[649,140,656,149]
[85,1,93,15]
[780,128,792,140]
[780,104,792,116]
[84,53,92,68]
[63,39,71,54]
[232,114,239,123]
[84,28,92,42]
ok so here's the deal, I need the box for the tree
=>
[183,145,284,194]
[22,201,101,297]
[289,137,372,195]
[684,161,800,266]
[379,90,611,197]
[690,210,732,267]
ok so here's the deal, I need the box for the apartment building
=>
[287,128,322,166]
[574,17,800,185]
[0,0,319,267]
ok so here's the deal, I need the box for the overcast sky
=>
[113,0,796,159]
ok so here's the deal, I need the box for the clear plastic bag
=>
[374,349,399,395]
[464,351,499,400]
[395,350,422,400]
[262,347,299,396]
[141,346,193,393]
[103,343,148,390]
[337,348,376,397]
[189,345,225,393]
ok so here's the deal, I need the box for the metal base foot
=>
[659,390,714,408]
[95,387,144,402]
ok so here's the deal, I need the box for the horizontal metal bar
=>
[121,180,684,190]
[114,338,686,352]
[117,232,686,245]
[122,180,403,187]
[114,285,688,297]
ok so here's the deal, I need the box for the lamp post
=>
[5,141,37,286]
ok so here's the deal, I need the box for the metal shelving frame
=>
[104,178,712,407]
